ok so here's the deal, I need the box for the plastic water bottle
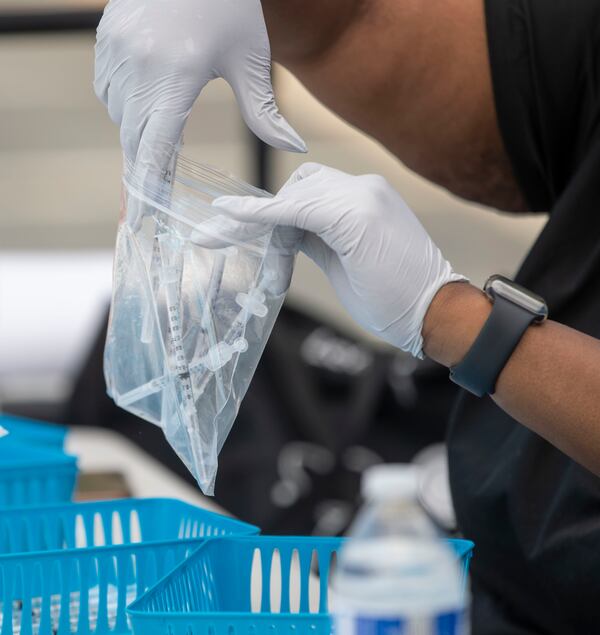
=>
[332,464,467,635]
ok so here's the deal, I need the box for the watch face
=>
[484,275,548,322]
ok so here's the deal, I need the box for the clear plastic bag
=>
[104,156,297,494]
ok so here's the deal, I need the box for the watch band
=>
[449,296,536,397]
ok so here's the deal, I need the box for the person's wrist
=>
[422,281,492,368]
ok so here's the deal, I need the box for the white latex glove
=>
[94,0,305,179]
[213,163,467,357]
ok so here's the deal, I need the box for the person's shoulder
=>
[484,0,600,212]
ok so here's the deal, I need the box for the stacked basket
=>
[0,416,474,635]
[0,414,77,507]
[127,536,474,635]
[0,497,258,634]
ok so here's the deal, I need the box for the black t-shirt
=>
[448,0,600,633]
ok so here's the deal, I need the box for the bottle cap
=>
[361,463,420,501]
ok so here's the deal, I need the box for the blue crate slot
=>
[0,497,259,635]
[128,535,474,635]
[0,443,77,507]
[0,414,67,449]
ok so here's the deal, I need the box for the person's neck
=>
[262,0,369,66]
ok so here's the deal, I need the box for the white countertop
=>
[65,425,221,513]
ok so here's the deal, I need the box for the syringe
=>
[141,233,163,344]
[156,229,210,486]
[188,267,277,391]
[191,249,228,409]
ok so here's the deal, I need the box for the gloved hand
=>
[213,163,467,357]
[190,212,301,295]
[94,0,305,179]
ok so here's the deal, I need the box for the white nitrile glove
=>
[213,163,467,357]
[94,0,305,180]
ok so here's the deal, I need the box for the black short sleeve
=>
[450,4,600,632]
[485,0,600,212]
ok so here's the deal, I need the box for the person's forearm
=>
[423,283,600,475]
[261,0,527,211]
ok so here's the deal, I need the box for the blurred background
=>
[0,4,547,533]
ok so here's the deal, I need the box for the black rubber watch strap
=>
[450,297,536,397]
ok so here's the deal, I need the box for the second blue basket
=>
[0,413,68,449]
[0,497,259,634]
[0,442,77,507]
[0,414,76,507]
[128,535,474,635]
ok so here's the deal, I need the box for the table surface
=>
[65,426,222,513]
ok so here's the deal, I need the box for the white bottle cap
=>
[361,464,420,501]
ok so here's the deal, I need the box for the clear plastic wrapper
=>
[104,156,297,494]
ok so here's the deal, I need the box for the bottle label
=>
[335,610,466,635]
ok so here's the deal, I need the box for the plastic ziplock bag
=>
[104,156,297,494]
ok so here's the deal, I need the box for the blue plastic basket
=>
[0,497,259,634]
[0,442,77,507]
[128,536,474,635]
[0,414,68,449]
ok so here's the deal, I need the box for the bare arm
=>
[259,2,600,472]
[422,283,600,475]
[262,0,528,211]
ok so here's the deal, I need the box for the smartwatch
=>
[449,275,548,397]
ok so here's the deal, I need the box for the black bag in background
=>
[66,305,458,535]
